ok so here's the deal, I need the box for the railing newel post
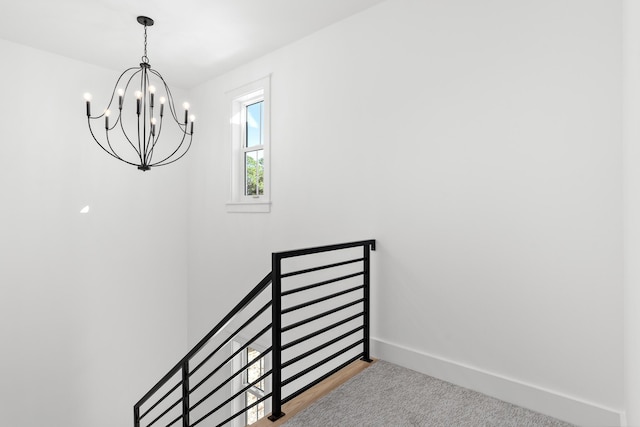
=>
[269,252,286,421]
[362,241,373,363]
[181,360,190,427]
[134,405,140,427]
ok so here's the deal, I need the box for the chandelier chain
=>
[142,24,149,64]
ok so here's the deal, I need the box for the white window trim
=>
[226,75,271,213]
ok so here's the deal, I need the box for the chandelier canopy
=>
[84,16,194,171]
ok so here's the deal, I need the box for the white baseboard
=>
[371,337,622,427]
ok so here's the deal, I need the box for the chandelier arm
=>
[149,69,181,123]
[86,118,138,166]
[117,69,144,160]
[104,126,127,162]
[145,129,157,164]
[122,68,142,101]
[136,112,145,166]
[87,118,117,157]
[149,131,192,167]
[87,67,141,120]
[108,113,120,131]
[118,111,143,162]
[150,134,194,167]
[138,68,145,164]
[109,66,140,109]
[86,67,137,121]
[145,116,165,163]
[149,124,188,165]
[145,68,193,165]
[147,71,153,165]
[144,123,155,165]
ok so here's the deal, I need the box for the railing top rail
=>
[135,271,272,409]
[273,239,376,260]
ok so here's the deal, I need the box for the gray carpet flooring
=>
[282,360,575,427]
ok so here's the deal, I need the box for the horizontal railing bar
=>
[190,324,272,394]
[135,272,272,409]
[190,301,272,377]
[282,312,364,351]
[274,239,376,260]
[282,285,364,315]
[138,379,182,421]
[189,348,272,413]
[215,392,273,427]
[281,339,364,387]
[164,414,182,427]
[144,395,183,427]
[281,257,364,278]
[281,272,363,297]
[282,326,364,370]
[282,352,364,405]
[190,369,273,427]
[282,299,364,333]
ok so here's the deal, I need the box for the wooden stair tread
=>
[253,358,377,427]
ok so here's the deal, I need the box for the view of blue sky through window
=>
[246,101,263,147]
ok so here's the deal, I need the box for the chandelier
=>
[83,16,194,171]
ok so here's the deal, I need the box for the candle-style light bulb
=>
[117,88,124,110]
[84,93,92,117]
[148,85,156,108]
[183,102,190,124]
[105,109,111,129]
[189,114,195,134]
[150,117,157,135]
[159,97,166,117]
[135,90,142,115]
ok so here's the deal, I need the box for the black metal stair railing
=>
[133,239,375,427]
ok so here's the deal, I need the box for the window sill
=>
[226,201,271,213]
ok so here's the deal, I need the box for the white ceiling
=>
[0,0,386,88]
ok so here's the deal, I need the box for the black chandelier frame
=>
[84,16,194,171]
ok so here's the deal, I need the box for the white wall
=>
[0,39,189,427]
[624,1,640,425]
[187,0,624,425]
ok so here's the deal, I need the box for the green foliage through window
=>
[245,150,264,196]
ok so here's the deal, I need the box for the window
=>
[227,76,271,213]
[244,347,265,425]
[232,341,270,427]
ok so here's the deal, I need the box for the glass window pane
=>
[246,347,265,391]
[246,101,263,148]
[246,392,258,425]
[244,150,264,196]
[258,400,265,419]
[245,391,265,425]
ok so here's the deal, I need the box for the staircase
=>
[133,240,376,427]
